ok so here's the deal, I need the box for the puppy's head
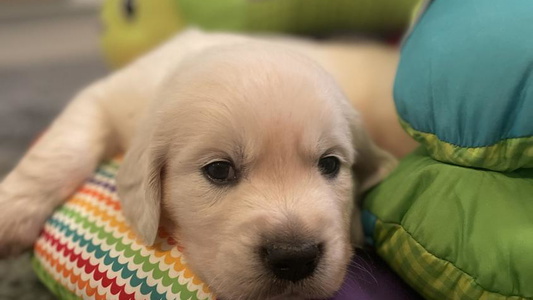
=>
[117,44,395,299]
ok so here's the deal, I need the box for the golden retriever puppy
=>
[0,29,407,299]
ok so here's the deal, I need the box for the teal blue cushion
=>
[394,0,533,154]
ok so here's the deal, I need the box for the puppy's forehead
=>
[169,43,340,105]
[163,44,353,160]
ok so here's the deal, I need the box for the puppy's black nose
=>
[262,243,322,282]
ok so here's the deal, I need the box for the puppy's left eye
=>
[318,156,340,178]
[203,161,237,185]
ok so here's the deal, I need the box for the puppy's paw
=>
[0,196,52,258]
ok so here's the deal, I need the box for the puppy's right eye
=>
[203,161,237,184]
[318,156,341,178]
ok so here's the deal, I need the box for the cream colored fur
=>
[0,29,413,299]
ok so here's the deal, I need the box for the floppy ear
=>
[350,116,397,194]
[116,123,165,246]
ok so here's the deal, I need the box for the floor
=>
[0,1,107,298]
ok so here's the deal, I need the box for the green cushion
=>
[364,148,533,299]
[101,0,420,68]
[177,0,418,35]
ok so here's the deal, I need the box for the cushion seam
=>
[400,118,533,149]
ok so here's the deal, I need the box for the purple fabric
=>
[329,248,422,300]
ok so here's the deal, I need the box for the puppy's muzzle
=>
[261,242,323,282]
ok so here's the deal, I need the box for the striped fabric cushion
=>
[32,158,214,300]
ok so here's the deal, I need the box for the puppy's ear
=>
[350,115,397,194]
[117,124,165,245]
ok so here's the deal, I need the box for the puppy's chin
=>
[247,279,344,300]
[207,263,349,300]
[181,235,352,300]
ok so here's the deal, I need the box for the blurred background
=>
[1,0,104,299]
[0,0,105,177]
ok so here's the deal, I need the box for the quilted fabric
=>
[364,148,533,300]
[32,159,213,300]
[363,0,533,299]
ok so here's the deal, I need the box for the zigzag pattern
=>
[33,159,214,300]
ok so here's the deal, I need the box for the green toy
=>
[101,0,420,68]
[363,0,533,299]
[101,0,184,68]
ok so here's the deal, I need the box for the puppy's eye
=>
[318,156,340,178]
[203,161,237,184]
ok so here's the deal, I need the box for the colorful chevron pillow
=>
[363,0,533,299]
[32,159,213,300]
